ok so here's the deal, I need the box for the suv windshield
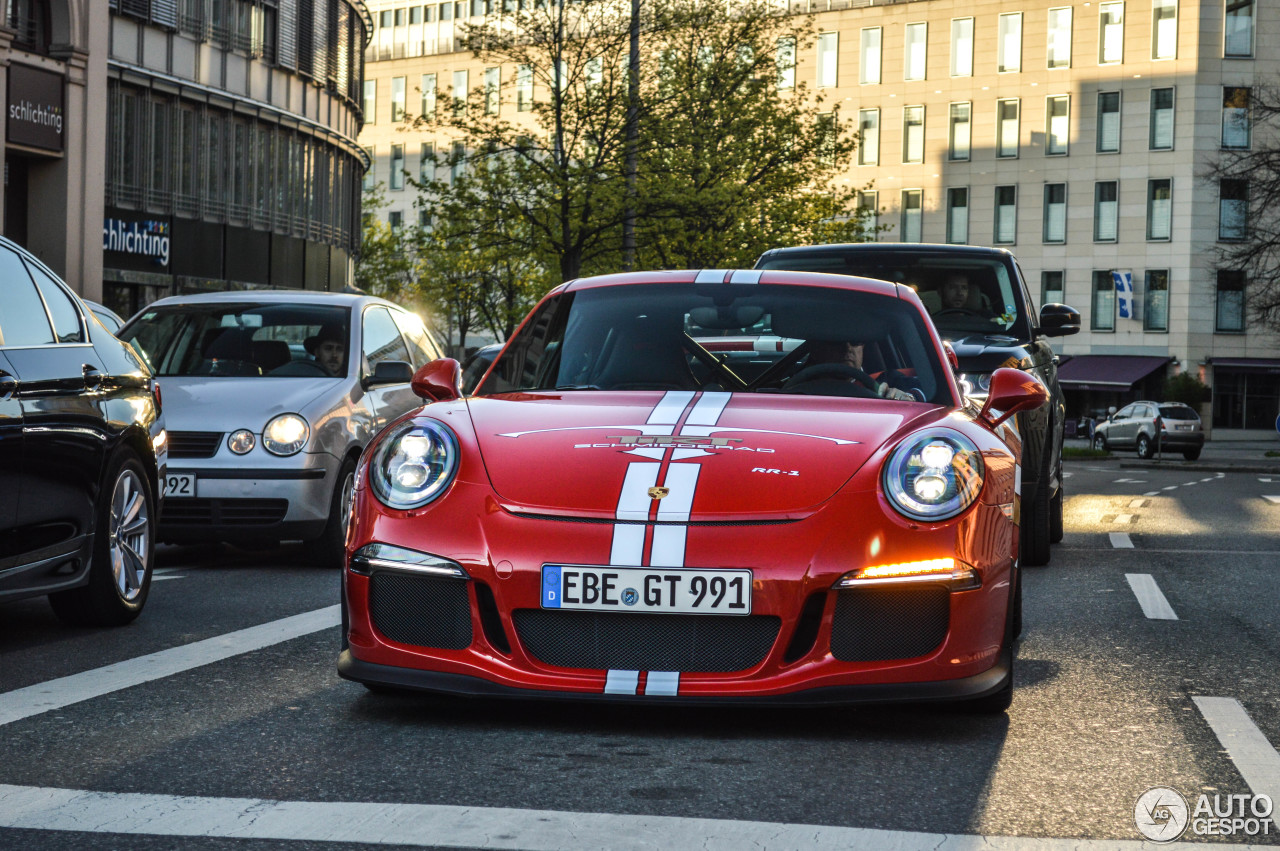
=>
[1158,405,1199,420]
[120,303,351,378]
[480,283,950,403]
[756,249,1030,340]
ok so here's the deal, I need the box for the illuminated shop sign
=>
[103,218,171,266]
[7,64,65,153]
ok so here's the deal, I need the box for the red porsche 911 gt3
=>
[338,269,1047,712]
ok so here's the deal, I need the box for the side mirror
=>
[1040,303,1081,337]
[978,368,1049,429]
[363,360,414,389]
[411,358,462,403]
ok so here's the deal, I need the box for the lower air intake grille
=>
[168,431,223,458]
[512,610,780,672]
[830,586,950,662]
[161,498,288,526]
[370,572,473,650]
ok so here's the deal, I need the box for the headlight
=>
[370,420,459,509]
[882,429,985,522]
[262,414,309,456]
[958,372,992,396]
[228,428,255,455]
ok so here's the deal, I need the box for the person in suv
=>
[1092,401,1204,460]
[755,243,1080,566]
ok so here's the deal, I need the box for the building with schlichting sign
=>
[360,0,1280,436]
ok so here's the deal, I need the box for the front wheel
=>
[305,457,357,570]
[49,450,155,626]
[1093,434,1108,452]
[1183,447,1202,461]
[1137,434,1153,459]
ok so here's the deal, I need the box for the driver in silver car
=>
[306,324,347,376]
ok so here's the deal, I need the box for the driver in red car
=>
[807,338,920,401]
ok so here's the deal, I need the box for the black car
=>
[755,243,1080,566]
[460,343,503,394]
[0,237,164,625]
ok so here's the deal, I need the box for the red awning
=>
[1056,355,1169,389]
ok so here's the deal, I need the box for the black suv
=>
[1,237,164,625]
[756,243,1080,566]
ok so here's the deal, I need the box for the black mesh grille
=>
[512,610,780,672]
[161,498,288,525]
[370,572,473,650]
[830,586,950,662]
[169,431,223,458]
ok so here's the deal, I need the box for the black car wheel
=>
[305,456,357,570]
[49,450,155,626]
[1137,434,1154,460]
[1093,434,1108,452]
[1049,477,1064,544]
[1183,447,1202,461]
[1020,426,1053,567]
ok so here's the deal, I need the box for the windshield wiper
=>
[555,384,603,391]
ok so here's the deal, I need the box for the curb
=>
[1118,461,1280,475]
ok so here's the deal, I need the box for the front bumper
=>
[1152,431,1205,450]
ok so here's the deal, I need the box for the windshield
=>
[479,283,951,404]
[757,250,1030,340]
[119,303,351,378]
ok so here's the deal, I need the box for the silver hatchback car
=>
[118,291,445,566]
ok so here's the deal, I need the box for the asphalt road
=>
[3,459,1280,849]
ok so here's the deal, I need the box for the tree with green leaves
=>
[353,185,419,299]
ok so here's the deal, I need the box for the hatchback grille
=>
[161,498,288,526]
[369,572,473,650]
[512,610,781,673]
[829,586,950,662]
[168,431,223,458]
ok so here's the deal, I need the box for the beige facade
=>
[360,0,1280,433]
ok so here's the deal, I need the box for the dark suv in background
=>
[755,243,1080,566]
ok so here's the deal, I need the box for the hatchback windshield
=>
[120,304,351,378]
[480,283,951,404]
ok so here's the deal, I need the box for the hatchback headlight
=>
[263,414,309,456]
[883,429,985,522]
[370,420,459,510]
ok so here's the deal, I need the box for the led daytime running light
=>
[835,558,980,591]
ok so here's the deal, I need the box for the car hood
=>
[157,376,339,432]
[942,332,1035,372]
[466,391,935,521]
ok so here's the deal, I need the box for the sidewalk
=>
[1065,436,1280,473]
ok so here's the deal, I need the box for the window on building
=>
[420,74,436,119]
[951,18,973,77]
[419,209,432,230]
[902,106,924,163]
[997,99,1020,158]
[1152,0,1177,59]
[1225,0,1254,57]
[394,8,406,26]
[1219,179,1248,240]
[1043,183,1067,243]
[1048,7,1072,68]
[450,140,465,183]
[363,146,375,190]
[1042,271,1064,306]
[998,13,1022,73]
[947,187,969,244]
[391,77,406,122]
[901,190,923,242]
[857,28,878,85]
[410,6,423,23]
[1092,271,1116,330]
[858,108,879,165]
[390,144,405,190]
[1217,270,1246,331]
[1147,179,1172,240]
[816,112,836,167]
[1097,91,1121,152]
[484,66,500,114]
[857,190,879,239]
[420,142,434,181]
[995,185,1017,243]
[1150,87,1174,149]
[389,210,403,231]
[818,31,839,87]
[380,10,392,27]
[363,79,376,124]
[776,37,796,90]
[1144,270,1169,331]
[441,2,452,21]
[904,22,926,81]
[1222,87,1251,149]
[949,102,970,160]
[1094,181,1118,241]
[1046,95,1069,154]
[453,69,468,116]
[513,65,533,111]
[1099,2,1124,63]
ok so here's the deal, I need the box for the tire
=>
[1136,434,1153,460]
[305,456,357,570]
[1049,478,1064,544]
[1093,434,1108,452]
[1183,448,1202,461]
[49,450,155,627]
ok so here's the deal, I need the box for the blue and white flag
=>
[1113,270,1135,320]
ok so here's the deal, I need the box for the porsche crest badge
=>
[648,486,670,500]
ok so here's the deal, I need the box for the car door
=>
[0,249,109,551]
[1111,405,1138,446]
[360,305,418,430]
[0,351,22,560]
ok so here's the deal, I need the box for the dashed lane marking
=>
[1194,697,1280,834]
[1163,486,1179,491]
[1125,574,1178,620]
[1109,533,1134,549]
[0,606,340,727]
[1113,478,1146,484]
[1114,513,1134,524]
[1144,491,1160,496]
[1264,496,1280,505]
[1128,499,1149,509]
[151,575,185,582]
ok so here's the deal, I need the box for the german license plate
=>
[163,473,196,497]
[541,565,752,615]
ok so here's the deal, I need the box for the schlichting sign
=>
[103,219,171,266]
[7,63,65,153]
